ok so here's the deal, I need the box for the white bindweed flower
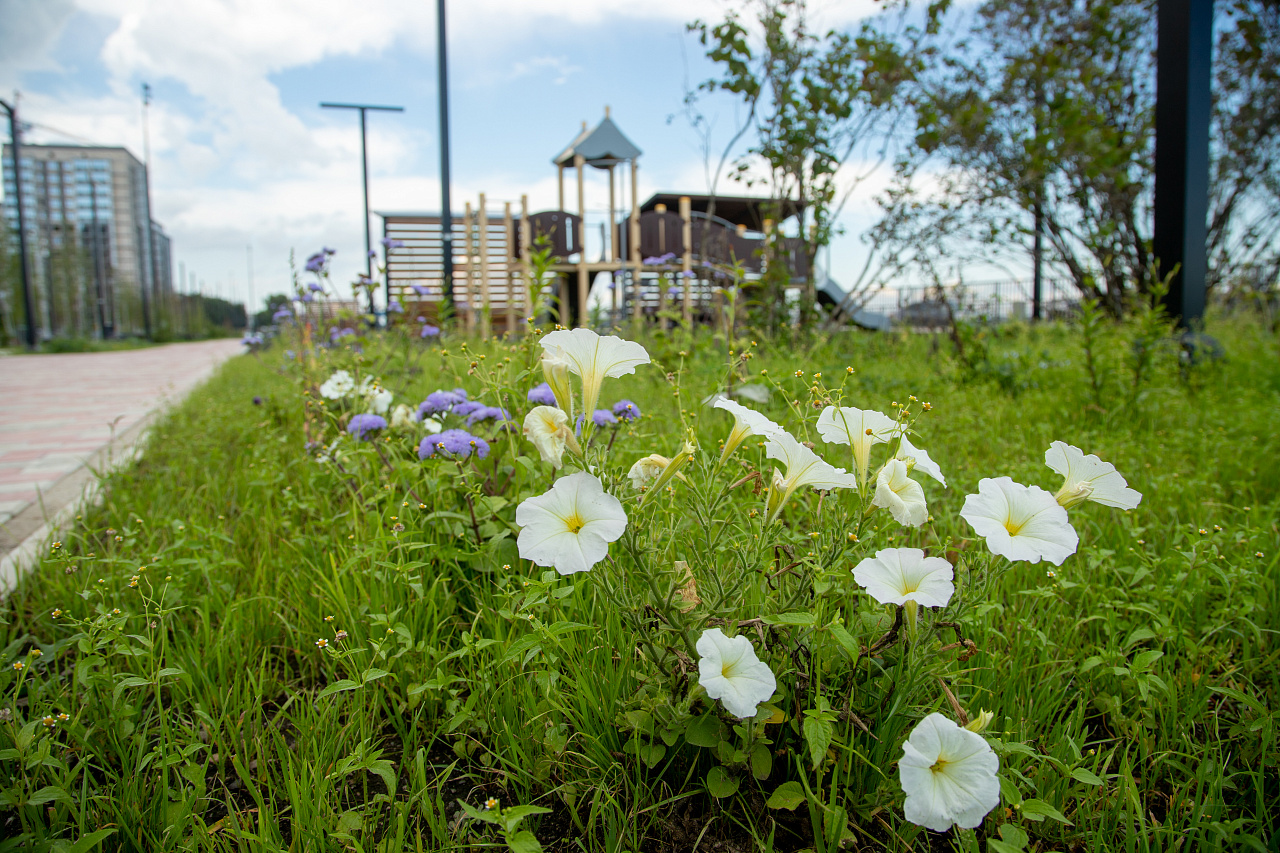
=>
[897,435,947,487]
[712,396,782,463]
[515,472,627,575]
[523,406,581,469]
[1045,441,1142,510]
[540,352,575,418]
[319,370,355,400]
[389,404,416,430]
[696,628,777,719]
[628,454,672,491]
[873,459,929,527]
[853,548,954,607]
[899,713,1000,832]
[764,430,858,523]
[541,328,650,419]
[421,417,443,435]
[367,387,394,415]
[960,477,1078,565]
[817,406,898,484]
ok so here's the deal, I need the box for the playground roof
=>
[552,116,642,168]
[640,193,804,231]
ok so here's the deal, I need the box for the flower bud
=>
[1054,480,1094,509]
[964,709,994,733]
[540,352,574,419]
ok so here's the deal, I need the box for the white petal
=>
[816,406,896,446]
[873,460,929,527]
[853,548,954,607]
[1046,441,1141,510]
[898,435,947,487]
[960,478,1078,565]
[765,431,857,491]
[515,472,627,575]
[899,714,999,832]
[696,628,776,719]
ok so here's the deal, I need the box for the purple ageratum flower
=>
[680,270,696,278]
[642,256,662,265]
[368,250,377,260]
[420,324,440,338]
[308,281,325,292]
[466,406,512,427]
[411,284,431,297]
[418,429,490,460]
[301,293,316,303]
[305,253,326,273]
[612,400,641,421]
[252,396,263,406]
[416,315,427,323]
[387,299,403,313]
[419,389,467,417]
[667,286,681,299]
[323,247,336,256]
[452,400,484,418]
[592,409,617,427]
[527,382,557,406]
[348,413,387,440]
[273,307,293,323]
[381,237,405,250]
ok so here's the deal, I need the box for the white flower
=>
[523,406,581,469]
[421,417,443,435]
[516,472,627,575]
[366,387,394,415]
[899,713,1000,832]
[873,459,929,527]
[389,404,416,430]
[853,548,954,607]
[540,352,575,418]
[1045,441,1141,510]
[816,406,897,484]
[628,454,672,490]
[319,370,355,400]
[763,430,858,523]
[540,329,650,420]
[960,477,1079,565]
[712,396,783,462]
[897,435,947,487]
[696,628,777,719]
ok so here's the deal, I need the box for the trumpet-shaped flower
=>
[873,459,929,527]
[627,454,671,490]
[712,396,783,463]
[541,328,650,419]
[817,406,898,484]
[523,406,581,469]
[899,713,1000,832]
[319,370,355,400]
[516,472,627,575]
[853,548,954,607]
[1045,441,1142,510]
[540,351,574,417]
[897,435,946,487]
[764,430,858,523]
[696,628,777,719]
[960,477,1078,565]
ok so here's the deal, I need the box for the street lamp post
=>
[1,98,38,349]
[437,0,455,311]
[319,102,404,317]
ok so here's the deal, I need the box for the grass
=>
[1,310,1277,852]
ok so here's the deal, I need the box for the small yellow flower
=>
[57,712,69,722]
[484,797,499,810]
[324,615,335,623]
[42,715,57,727]
[793,370,804,378]
[29,649,42,657]
[315,638,328,649]
[110,608,121,616]
[13,661,25,671]
[51,609,63,618]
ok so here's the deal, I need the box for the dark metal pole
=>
[320,102,403,318]
[437,0,455,310]
[1154,0,1213,327]
[90,176,108,339]
[140,82,154,340]
[2,99,37,348]
[1032,79,1044,321]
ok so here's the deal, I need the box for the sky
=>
[1,0,900,313]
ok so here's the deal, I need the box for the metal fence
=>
[857,278,1079,326]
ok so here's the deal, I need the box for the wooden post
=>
[478,192,491,339]
[576,153,588,328]
[680,195,692,325]
[557,165,565,213]
[630,158,641,330]
[503,200,516,337]
[463,201,475,334]
[520,194,532,323]
[608,164,618,317]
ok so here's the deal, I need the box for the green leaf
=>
[318,679,362,699]
[997,823,1030,847]
[706,766,740,799]
[361,668,391,683]
[27,785,71,806]
[764,611,816,626]
[998,775,1023,806]
[1071,767,1104,786]
[1020,798,1072,825]
[686,713,724,748]
[803,715,833,770]
[506,829,544,853]
[66,829,118,853]
[823,804,849,848]
[750,743,772,781]
[827,622,860,662]
[766,781,805,810]
[988,840,1024,853]
[1131,649,1163,672]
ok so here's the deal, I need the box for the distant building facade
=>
[2,143,170,338]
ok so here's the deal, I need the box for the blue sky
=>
[2,0,889,311]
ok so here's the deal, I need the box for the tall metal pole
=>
[246,244,255,331]
[1154,0,1213,327]
[1032,79,1044,321]
[90,176,108,339]
[437,0,455,311]
[139,82,153,339]
[1,98,37,349]
[319,102,403,317]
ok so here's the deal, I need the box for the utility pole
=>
[319,102,404,316]
[437,0,455,311]
[1,97,37,348]
[138,82,154,339]
[246,244,255,330]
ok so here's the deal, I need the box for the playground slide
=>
[817,275,891,331]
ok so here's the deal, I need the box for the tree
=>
[687,0,938,329]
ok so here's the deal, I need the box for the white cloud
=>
[0,0,77,87]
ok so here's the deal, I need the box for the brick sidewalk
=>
[0,339,244,535]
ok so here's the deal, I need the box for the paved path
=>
[0,339,244,582]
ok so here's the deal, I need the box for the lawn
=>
[1,310,1276,852]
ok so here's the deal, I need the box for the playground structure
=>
[378,109,818,336]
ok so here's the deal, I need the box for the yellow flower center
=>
[564,512,586,534]
[1004,516,1026,536]
[930,757,949,772]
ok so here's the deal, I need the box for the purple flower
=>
[527,382,557,406]
[452,400,484,418]
[667,286,681,299]
[308,281,325,292]
[612,400,641,421]
[305,253,326,273]
[411,284,431,296]
[387,299,403,313]
[418,429,489,460]
[419,390,467,417]
[381,237,405,250]
[368,250,377,260]
[592,409,617,427]
[252,396,263,406]
[466,406,511,427]
[301,293,316,303]
[420,324,440,338]
[348,413,387,440]
[416,315,427,323]
[642,256,662,265]
[323,247,336,256]
[284,349,296,360]
[680,270,696,278]
[273,307,293,323]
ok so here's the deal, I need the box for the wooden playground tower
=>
[379,109,805,337]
